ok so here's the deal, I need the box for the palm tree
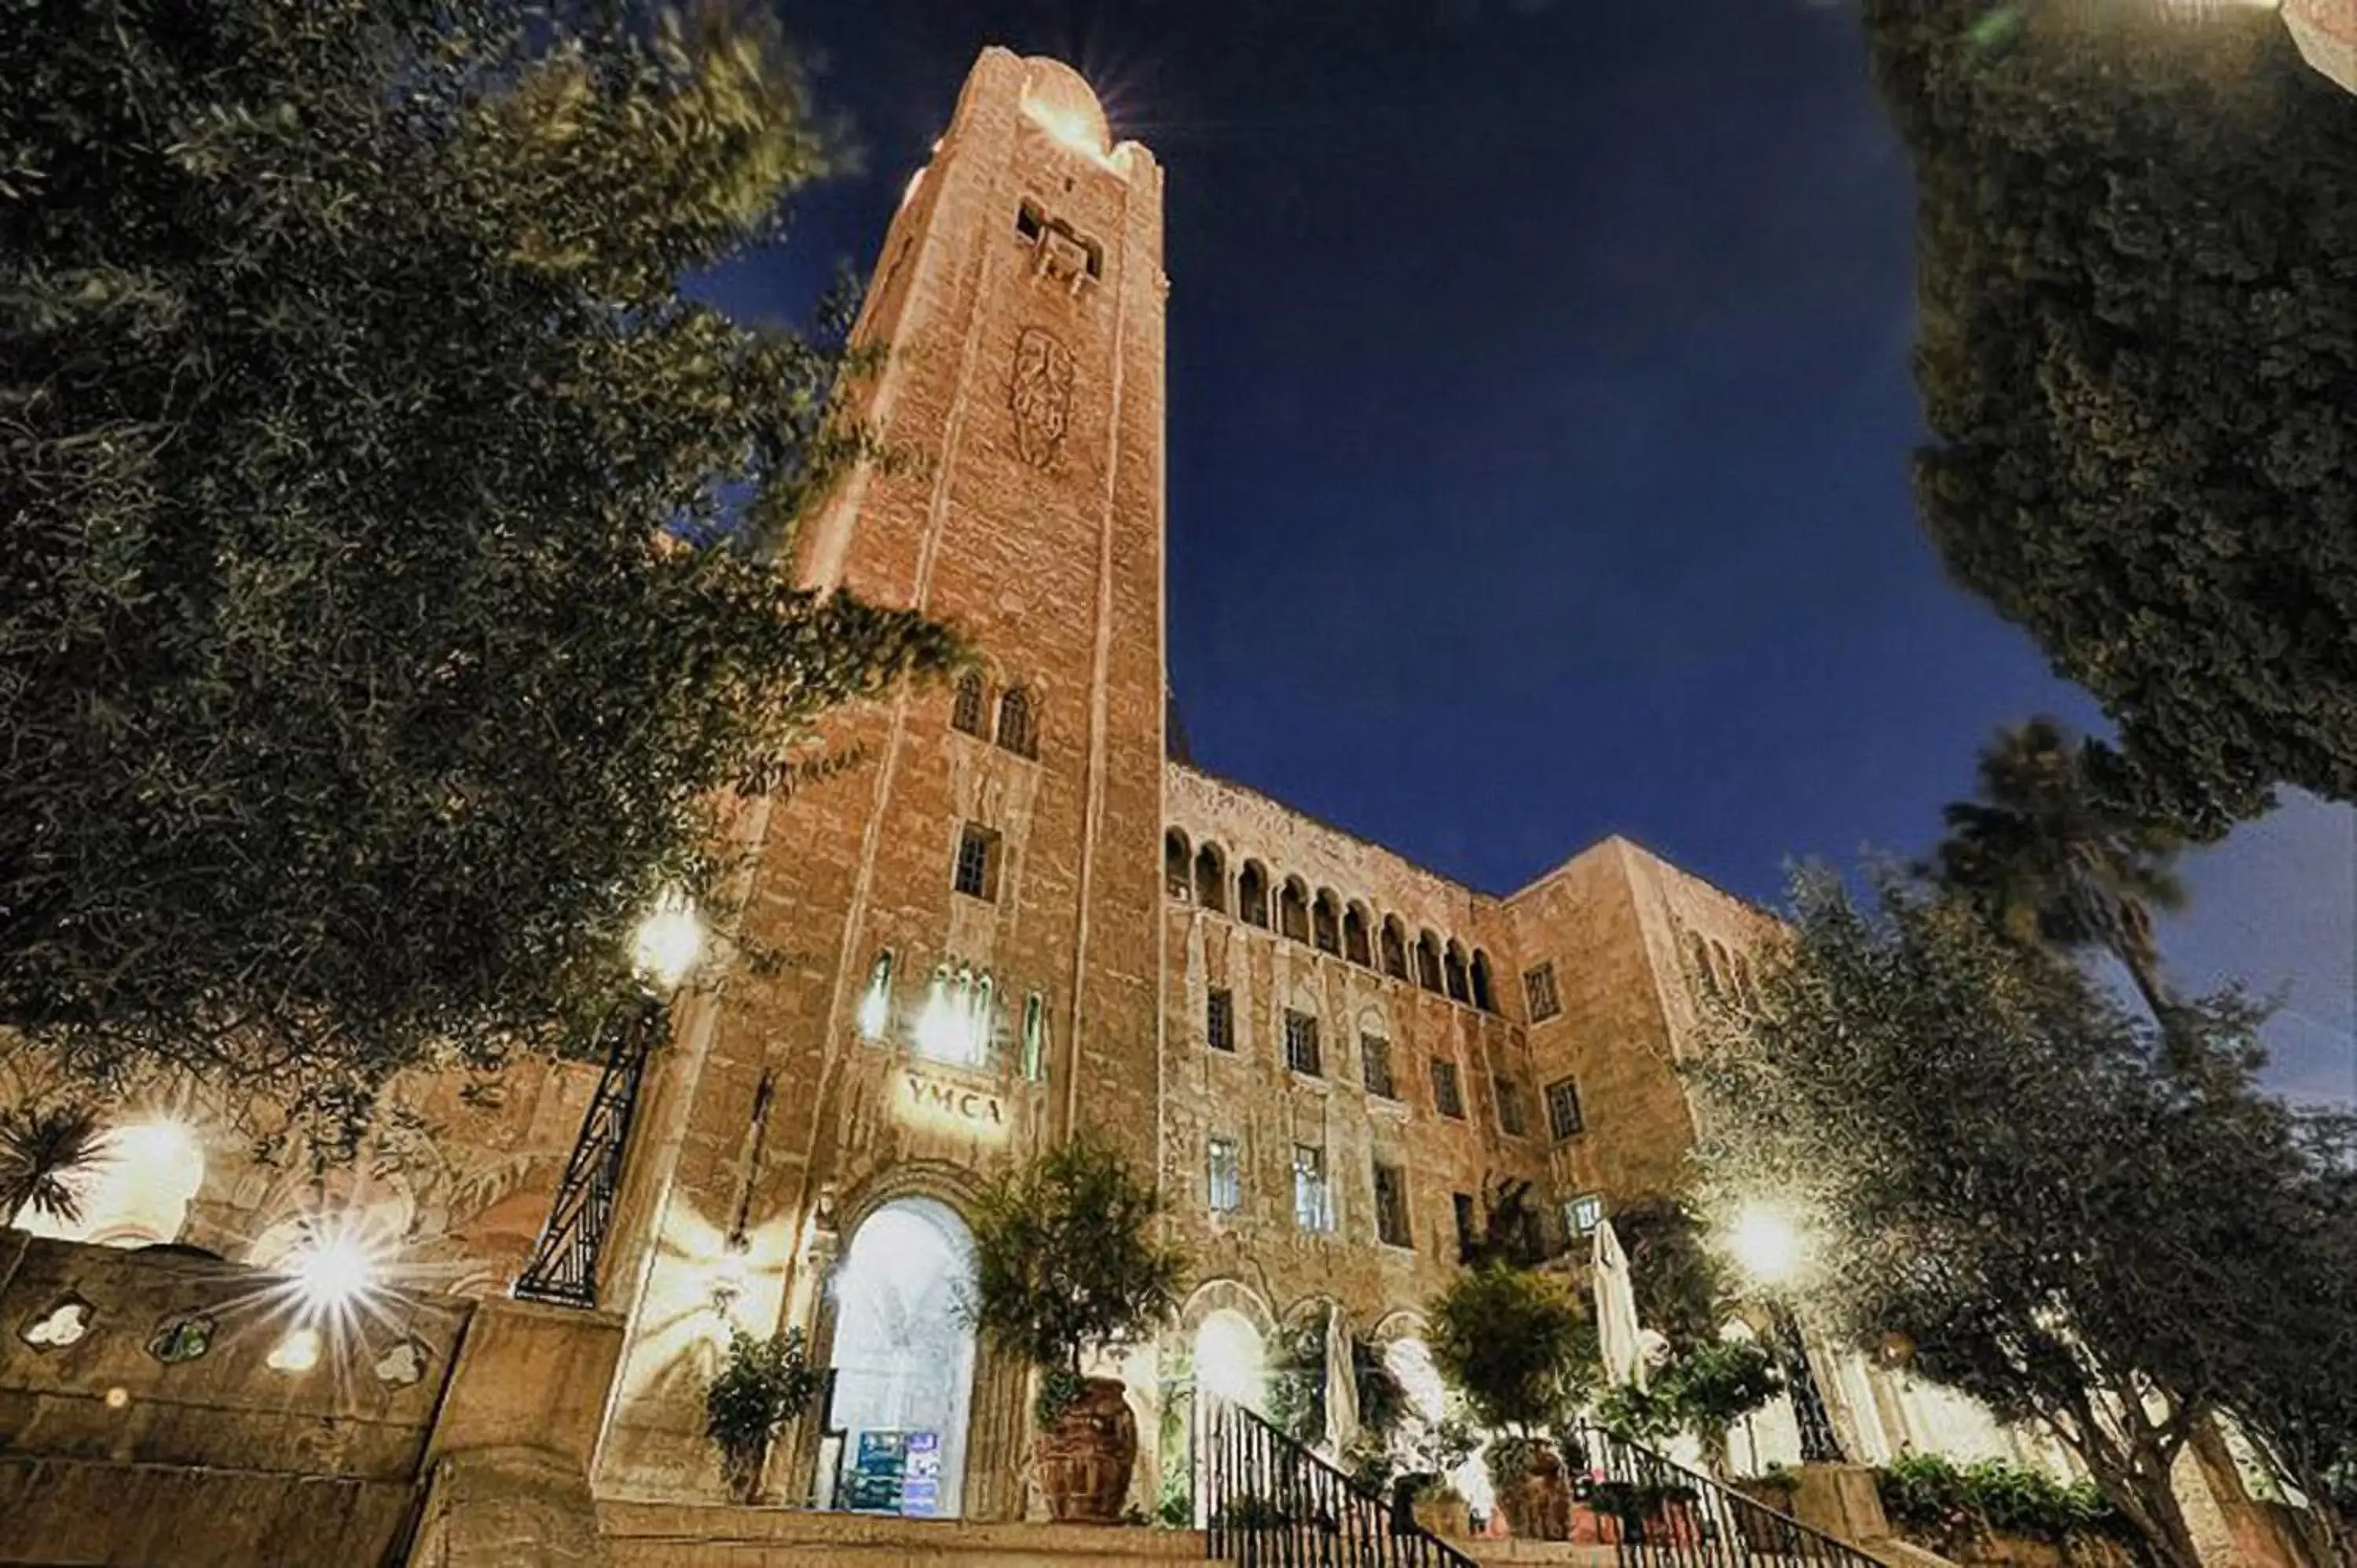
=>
[1929,716,2187,1025]
[0,1102,104,1228]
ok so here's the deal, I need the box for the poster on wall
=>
[900,1431,942,1518]
[841,1430,908,1514]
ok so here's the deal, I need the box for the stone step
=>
[597,1502,1212,1568]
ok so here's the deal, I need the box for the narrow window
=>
[951,671,986,735]
[1016,200,1044,240]
[1021,992,1048,1082]
[1165,830,1192,901]
[1207,1137,1242,1214]
[1283,1009,1321,1077]
[1416,932,1444,994]
[1311,891,1340,954]
[1380,919,1409,980]
[1545,1076,1585,1141]
[1194,844,1227,912]
[995,687,1036,758]
[1207,987,1235,1052]
[1451,1192,1476,1262]
[857,950,893,1040]
[1373,1161,1413,1248]
[952,822,1002,902]
[1564,1193,1604,1240]
[1523,962,1561,1022]
[1343,905,1372,966]
[1471,950,1497,1012]
[1495,1076,1529,1138]
[1444,943,1471,1004]
[1239,863,1270,929]
[1292,1145,1334,1233]
[1430,1057,1465,1119]
[1278,879,1310,943]
[1360,1034,1395,1099]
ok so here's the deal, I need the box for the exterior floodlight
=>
[1728,1207,1804,1288]
[288,1229,379,1313]
[267,1326,322,1375]
[630,892,704,991]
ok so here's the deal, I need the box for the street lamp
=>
[630,891,705,992]
[1725,1204,1846,1464]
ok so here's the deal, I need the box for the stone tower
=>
[594,51,1168,1515]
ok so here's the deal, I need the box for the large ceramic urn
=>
[1035,1376,1138,1523]
[1494,1442,1574,1541]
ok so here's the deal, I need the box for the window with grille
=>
[1283,1009,1321,1076]
[1545,1076,1585,1141]
[952,822,1001,902]
[1292,1145,1334,1233]
[1373,1161,1412,1248]
[1207,1137,1242,1214]
[1523,962,1561,1021]
[1430,1057,1465,1119]
[1207,988,1235,1052]
[1495,1076,1528,1138]
[995,688,1036,758]
[1564,1193,1604,1240]
[1360,1035,1395,1099]
[951,671,986,735]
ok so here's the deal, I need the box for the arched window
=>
[1380,917,1409,980]
[1443,941,1471,1004]
[951,671,986,735]
[1239,862,1271,929]
[1415,932,1444,994]
[1194,843,1227,913]
[1165,830,1192,901]
[1278,877,1310,943]
[1343,903,1373,967]
[995,687,1036,758]
[1710,940,1733,996]
[1470,950,1496,1013]
[1732,951,1759,1008]
[1688,932,1714,995]
[1311,890,1341,954]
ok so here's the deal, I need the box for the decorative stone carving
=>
[20,1295,93,1350]
[1010,328,1075,470]
[373,1335,431,1387]
[147,1310,215,1364]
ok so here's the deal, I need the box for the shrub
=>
[1429,1261,1594,1433]
[703,1327,819,1481]
[1876,1452,2127,1549]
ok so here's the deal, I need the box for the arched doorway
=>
[823,1196,978,1519]
[1193,1306,1267,1412]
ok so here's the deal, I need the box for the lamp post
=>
[514,894,704,1309]
[1727,1207,1846,1465]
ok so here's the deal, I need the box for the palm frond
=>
[0,1102,105,1225]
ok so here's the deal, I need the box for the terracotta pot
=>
[1412,1493,1472,1539]
[1036,1376,1137,1524]
[1494,1445,1573,1541]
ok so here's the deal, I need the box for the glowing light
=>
[267,1327,322,1374]
[1027,101,1105,156]
[709,1239,750,1315]
[288,1228,379,1313]
[630,892,704,991]
[104,1387,130,1410]
[1728,1207,1804,1288]
[858,951,892,1040]
[1193,1309,1266,1409]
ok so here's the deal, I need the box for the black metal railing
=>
[1196,1394,1478,1568]
[1574,1423,1886,1568]
[513,996,667,1308]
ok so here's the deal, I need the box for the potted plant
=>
[969,1134,1188,1524]
[1384,1415,1477,1538]
[702,1326,819,1503]
[1655,1337,1783,1479]
[1428,1261,1595,1541]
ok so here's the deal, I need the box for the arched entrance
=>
[1193,1306,1268,1412]
[823,1196,978,1519]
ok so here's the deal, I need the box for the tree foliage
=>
[1864,0,2357,832]
[1428,1261,1596,1435]
[1692,866,2357,1568]
[0,1101,104,1226]
[0,1,955,1108]
[967,1134,1189,1408]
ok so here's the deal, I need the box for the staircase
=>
[599,1502,1211,1567]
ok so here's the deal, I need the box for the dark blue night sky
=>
[702,0,2354,1105]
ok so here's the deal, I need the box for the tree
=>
[1607,1192,1734,1354]
[1929,716,2187,1024]
[0,2,956,1112]
[1692,866,2356,1568]
[1428,1261,1595,1437]
[1863,0,2357,834]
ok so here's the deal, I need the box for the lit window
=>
[1565,1194,1604,1239]
[1373,1161,1412,1248]
[1021,992,1048,1082]
[1495,1077,1529,1138]
[953,822,1002,902]
[1207,988,1235,1053]
[1208,1137,1242,1214]
[1546,1076,1585,1141]
[1430,1057,1465,1120]
[858,950,893,1040]
[1283,1009,1321,1077]
[1292,1145,1334,1233]
[1360,1035,1395,1100]
[916,965,992,1066]
[1523,962,1561,1022]
[951,671,986,735]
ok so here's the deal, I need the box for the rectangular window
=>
[1565,1193,1604,1240]
[1430,1057,1465,1119]
[1495,1076,1528,1138]
[1207,1137,1242,1214]
[1373,1161,1413,1248]
[1523,961,1561,1022]
[1451,1192,1476,1261]
[1545,1076,1585,1141]
[952,822,1001,902]
[1360,1034,1396,1099]
[1292,1144,1334,1233]
[1021,992,1047,1083]
[1206,987,1235,1052]
[1284,1009,1321,1077]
